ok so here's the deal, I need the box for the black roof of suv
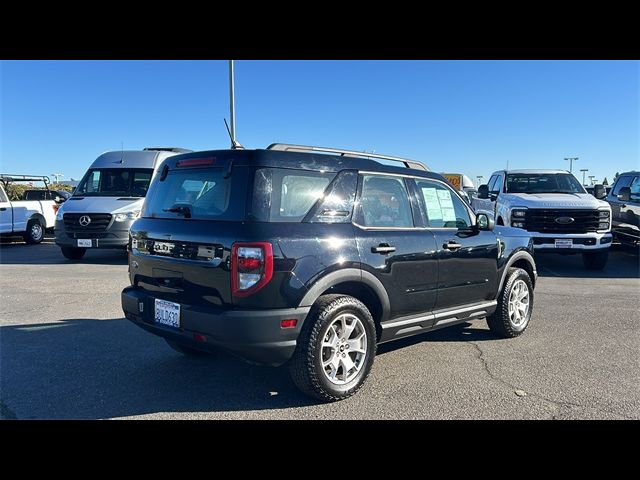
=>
[121,143,538,401]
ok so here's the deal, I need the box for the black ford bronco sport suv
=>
[122,144,537,401]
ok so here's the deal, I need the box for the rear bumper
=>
[121,286,310,366]
[54,219,131,249]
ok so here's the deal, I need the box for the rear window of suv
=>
[143,168,245,221]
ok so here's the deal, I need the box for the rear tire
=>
[582,250,609,270]
[165,339,212,357]
[487,267,534,338]
[60,247,86,260]
[23,219,44,244]
[289,294,377,402]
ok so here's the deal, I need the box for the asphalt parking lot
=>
[1,234,638,420]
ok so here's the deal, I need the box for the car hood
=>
[59,196,144,214]
[503,193,607,209]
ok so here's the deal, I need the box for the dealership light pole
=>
[588,175,596,185]
[580,168,589,185]
[476,176,484,187]
[564,157,578,173]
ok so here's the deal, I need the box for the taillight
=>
[176,157,216,167]
[52,204,59,214]
[231,242,273,297]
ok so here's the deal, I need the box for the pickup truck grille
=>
[63,213,112,232]
[523,209,600,234]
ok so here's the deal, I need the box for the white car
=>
[472,169,612,270]
[0,175,58,244]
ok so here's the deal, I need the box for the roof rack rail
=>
[266,143,429,171]
[0,174,50,186]
[143,147,193,153]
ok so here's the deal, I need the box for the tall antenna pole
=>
[564,156,578,173]
[229,60,236,146]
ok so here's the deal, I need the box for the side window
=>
[416,179,472,229]
[280,174,332,218]
[612,175,633,196]
[358,175,413,228]
[492,175,504,194]
[630,176,640,203]
[0,187,8,203]
[132,171,152,197]
[486,175,498,192]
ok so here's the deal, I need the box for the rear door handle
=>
[443,241,462,251]
[371,244,396,254]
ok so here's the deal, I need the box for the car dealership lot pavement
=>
[1,235,638,420]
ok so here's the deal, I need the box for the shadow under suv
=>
[122,144,538,401]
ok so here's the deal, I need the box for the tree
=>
[602,177,609,185]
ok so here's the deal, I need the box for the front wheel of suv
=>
[289,294,377,402]
[487,267,534,338]
[582,250,609,270]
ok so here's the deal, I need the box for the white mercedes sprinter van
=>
[55,147,191,260]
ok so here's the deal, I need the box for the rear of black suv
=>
[122,149,358,366]
[122,147,537,401]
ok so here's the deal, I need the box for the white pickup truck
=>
[0,175,59,244]
[472,169,613,270]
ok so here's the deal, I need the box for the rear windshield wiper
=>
[163,206,192,218]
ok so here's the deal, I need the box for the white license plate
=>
[154,299,181,328]
[555,239,573,248]
[77,239,92,248]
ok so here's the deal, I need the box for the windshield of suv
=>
[505,173,586,194]
[74,168,153,197]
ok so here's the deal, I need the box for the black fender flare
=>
[497,250,537,294]
[298,268,391,322]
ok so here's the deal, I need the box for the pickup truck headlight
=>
[598,210,610,218]
[114,210,141,222]
[598,209,610,230]
[511,208,527,228]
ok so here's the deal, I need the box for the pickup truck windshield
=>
[505,173,586,194]
[74,169,153,197]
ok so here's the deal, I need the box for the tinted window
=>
[486,175,498,192]
[75,168,153,197]
[251,168,335,222]
[630,176,640,202]
[505,173,585,194]
[492,175,504,193]
[416,179,472,228]
[144,168,236,220]
[359,175,413,228]
[612,175,633,196]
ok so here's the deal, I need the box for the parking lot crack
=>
[466,341,636,420]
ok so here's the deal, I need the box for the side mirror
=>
[478,184,489,199]
[476,213,494,231]
[617,186,631,202]
[593,184,607,199]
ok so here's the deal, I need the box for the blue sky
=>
[1,60,638,186]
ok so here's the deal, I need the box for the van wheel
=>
[61,247,86,260]
[582,250,608,270]
[289,294,377,402]
[23,220,44,244]
[165,339,212,357]
[487,267,534,338]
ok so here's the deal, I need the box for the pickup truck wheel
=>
[60,247,86,260]
[165,339,212,357]
[289,294,377,402]
[582,250,608,270]
[487,267,533,338]
[23,220,44,244]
